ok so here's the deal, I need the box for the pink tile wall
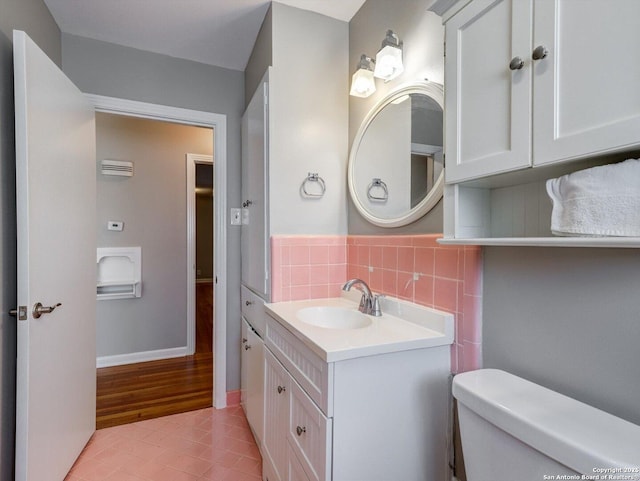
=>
[347,235,482,373]
[271,236,347,303]
[270,234,483,373]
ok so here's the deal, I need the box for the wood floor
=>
[96,282,214,429]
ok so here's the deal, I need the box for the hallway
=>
[67,406,261,481]
[96,283,215,429]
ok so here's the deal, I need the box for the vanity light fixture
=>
[373,30,404,81]
[350,54,376,98]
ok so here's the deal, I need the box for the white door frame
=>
[186,153,214,354]
[87,94,228,409]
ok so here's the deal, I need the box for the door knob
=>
[532,45,548,60]
[509,56,524,70]
[32,302,62,319]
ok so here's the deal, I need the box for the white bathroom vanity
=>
[255,293,454,481]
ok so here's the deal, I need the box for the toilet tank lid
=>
[453,369,640,474]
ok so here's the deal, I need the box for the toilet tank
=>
[453,369,640,481]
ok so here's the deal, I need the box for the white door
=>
[13,30,96,481]
[445,0,533,183]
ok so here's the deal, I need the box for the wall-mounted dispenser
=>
[96,247,142,300]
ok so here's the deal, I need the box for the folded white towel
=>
[546,159,640,237]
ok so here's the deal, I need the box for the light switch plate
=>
[230,208,242,225]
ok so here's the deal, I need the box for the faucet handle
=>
[358,291,368,312]
[371,294,385,317]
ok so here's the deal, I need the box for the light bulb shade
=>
[374,44,404,81]
[373,30,404,81]
[350,67,376,98]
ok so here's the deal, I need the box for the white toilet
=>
[453,369,640,480]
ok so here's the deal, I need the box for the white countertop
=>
[264,292,454,362]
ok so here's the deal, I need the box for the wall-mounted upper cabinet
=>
[445,0,640,184]
[241,73,270,299]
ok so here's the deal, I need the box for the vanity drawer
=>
[241,285,265,337]
[288,379,332,481]
[265,315,332,416]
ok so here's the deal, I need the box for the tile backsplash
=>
[270,234,482,373]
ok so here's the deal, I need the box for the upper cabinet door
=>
[533,0,640,166]
[241,77,269,298]
[445,0,533,183]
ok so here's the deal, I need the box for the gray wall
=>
[244,5,272,108]
[62,33,245,389]
[483,247,640,425]
[95,113,212,357]
[269,2,349,235]
[348,0,445,234]
[0,1,60,478]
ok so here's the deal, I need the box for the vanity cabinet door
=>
[241,320,264,446]
[445,0,533,183]
[288,448,313,481]
[532,0,640,166]
[264,349,291,481]
[288,381,332,481]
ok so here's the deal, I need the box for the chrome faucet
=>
[342,278,383,316]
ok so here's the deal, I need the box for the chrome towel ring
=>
[367,178,388,201]
[301,172,326,198]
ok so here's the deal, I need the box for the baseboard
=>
[96,346,191,368]
[226,390,241,407]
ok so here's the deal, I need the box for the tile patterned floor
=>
[65,406,262,481]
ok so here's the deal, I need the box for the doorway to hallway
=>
[94,117,216,429]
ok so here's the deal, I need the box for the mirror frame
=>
[348,81,444,227]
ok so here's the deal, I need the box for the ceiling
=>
[43,0,367,71]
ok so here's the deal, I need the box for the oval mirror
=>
[348,81,444,227]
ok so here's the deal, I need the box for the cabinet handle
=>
[509,56,524,71]
[245,300,253,306]
[296,426,306,436]
[277,385,286,394]
[532,45,548,60]
[244,344,251,350]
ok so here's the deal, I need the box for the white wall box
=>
[96,247,142,300]
[262,313,451,481]
[439,0,640,246]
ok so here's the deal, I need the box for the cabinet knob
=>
[509,56,524,71]
[245,300,253,306]
[244,344,251,350]
[277,385,286,394]
[296,426,306,436]
[242,200,253,208]
[242,337,248,344]
[532,45,548,60]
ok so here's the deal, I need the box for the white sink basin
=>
[296,306,372,330]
